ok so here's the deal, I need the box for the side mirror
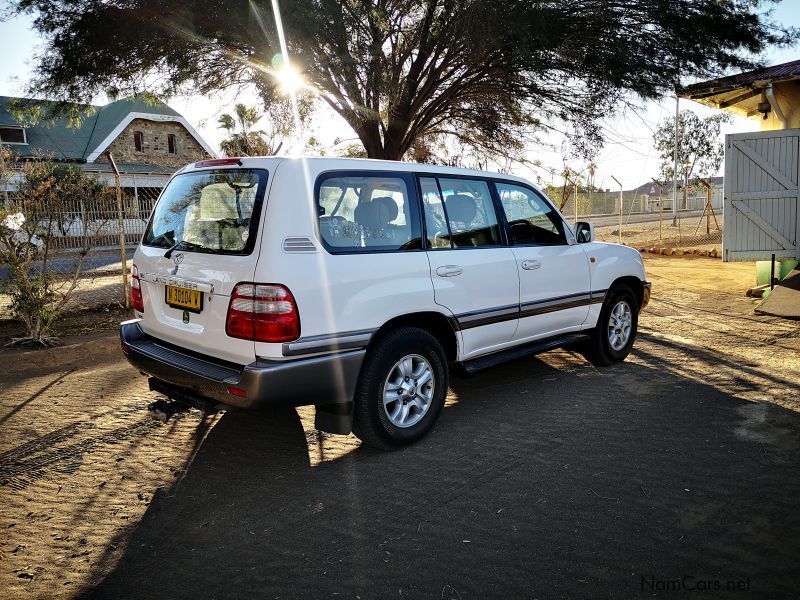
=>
[575,221,595,243]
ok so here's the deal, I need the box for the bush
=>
[0,154,116,347]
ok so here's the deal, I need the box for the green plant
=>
[0,155,115,347]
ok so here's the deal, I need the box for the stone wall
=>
[97,118,210,169]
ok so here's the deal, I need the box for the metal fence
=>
[51,184,164,250]
[562,189,723,250]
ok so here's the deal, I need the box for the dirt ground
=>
[1,255,799,599]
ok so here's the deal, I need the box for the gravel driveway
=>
[1,255,798,599]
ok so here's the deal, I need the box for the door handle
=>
[436,265,463,277]
[521,260,542,270]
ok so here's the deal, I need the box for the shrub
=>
[0,154,115,347]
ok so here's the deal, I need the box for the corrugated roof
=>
[682,59,800,98]
[0,95,182,161]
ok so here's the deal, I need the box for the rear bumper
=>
[119,319,364,408]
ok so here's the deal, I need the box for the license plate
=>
[165,285,203,312]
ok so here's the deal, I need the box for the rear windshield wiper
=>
[164,240,223,259]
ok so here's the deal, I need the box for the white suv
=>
[121,157,650,448]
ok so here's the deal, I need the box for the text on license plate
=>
[165,285,202,312]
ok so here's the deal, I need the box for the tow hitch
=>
[146,378,222,422]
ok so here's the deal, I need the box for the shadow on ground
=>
[85,340,800,600]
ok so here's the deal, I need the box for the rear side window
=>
[316,172,422,252]
[495,182,566,245]
[143,169,267,255]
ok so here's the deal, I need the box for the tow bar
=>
[146,378,221,423]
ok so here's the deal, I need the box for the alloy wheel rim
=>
[383,354,435,428]
[608,300,632,351]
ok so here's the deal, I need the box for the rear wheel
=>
[585,284,638,366]
[352,326,448,450]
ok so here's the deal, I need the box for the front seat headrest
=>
[445,194,477,225]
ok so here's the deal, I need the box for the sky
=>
[1,2,799,190]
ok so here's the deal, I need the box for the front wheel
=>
[585,285,638,366]
[352,326,448,450]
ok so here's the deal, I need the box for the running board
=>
[460,333,591,374]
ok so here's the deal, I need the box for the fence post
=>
[105,152,130,309]
[611,175,622,244]
[0,131,8,206]
[574,181,578,224]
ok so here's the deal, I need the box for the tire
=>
[585,284,639,366]
[352,326,448,450]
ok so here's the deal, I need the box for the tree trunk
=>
[355,120,385,159]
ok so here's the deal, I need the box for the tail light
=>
[226,283,300,342]
[131,264,144,312]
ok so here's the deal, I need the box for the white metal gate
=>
[723,130,799,261]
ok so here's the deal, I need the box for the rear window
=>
[143,169,267,255]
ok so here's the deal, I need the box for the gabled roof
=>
[0,95,215,162]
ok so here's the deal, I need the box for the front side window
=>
[143,169,267,255]
[496,182,567,245]
[421,177,501,248]
[317,173,421,252]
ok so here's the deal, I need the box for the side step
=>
[460,333,591,374]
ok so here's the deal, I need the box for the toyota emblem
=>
[173,253,184,266]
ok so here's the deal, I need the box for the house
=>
[681,60,800,264]
[0,95,216,246]
[0,94,216,213]
[681,59,800,131]
[626,176,723,212]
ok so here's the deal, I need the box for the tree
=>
[218,103,272,156]
[8,0,795,162]
[217,98,314,157]
[0,155,115,347]
[654,110,731,208]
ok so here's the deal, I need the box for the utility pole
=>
[672,84,680,226]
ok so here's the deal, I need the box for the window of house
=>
[495,182,566,245]
[133,131,144,152]
[421,177,502,248]
[167,134,177,154]
[316,172,421,252]
[0,126,27,144]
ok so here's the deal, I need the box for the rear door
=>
[493,181,591,341]
[135,166,271,365]
[419,175,520,358]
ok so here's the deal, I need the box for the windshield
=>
[143,169,267,255]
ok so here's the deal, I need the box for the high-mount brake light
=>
[194,158,243,168]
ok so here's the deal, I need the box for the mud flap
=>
[315,402,354,435]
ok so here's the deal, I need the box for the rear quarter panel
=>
[252,159,442,360]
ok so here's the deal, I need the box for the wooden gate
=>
[723,130,799,261]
